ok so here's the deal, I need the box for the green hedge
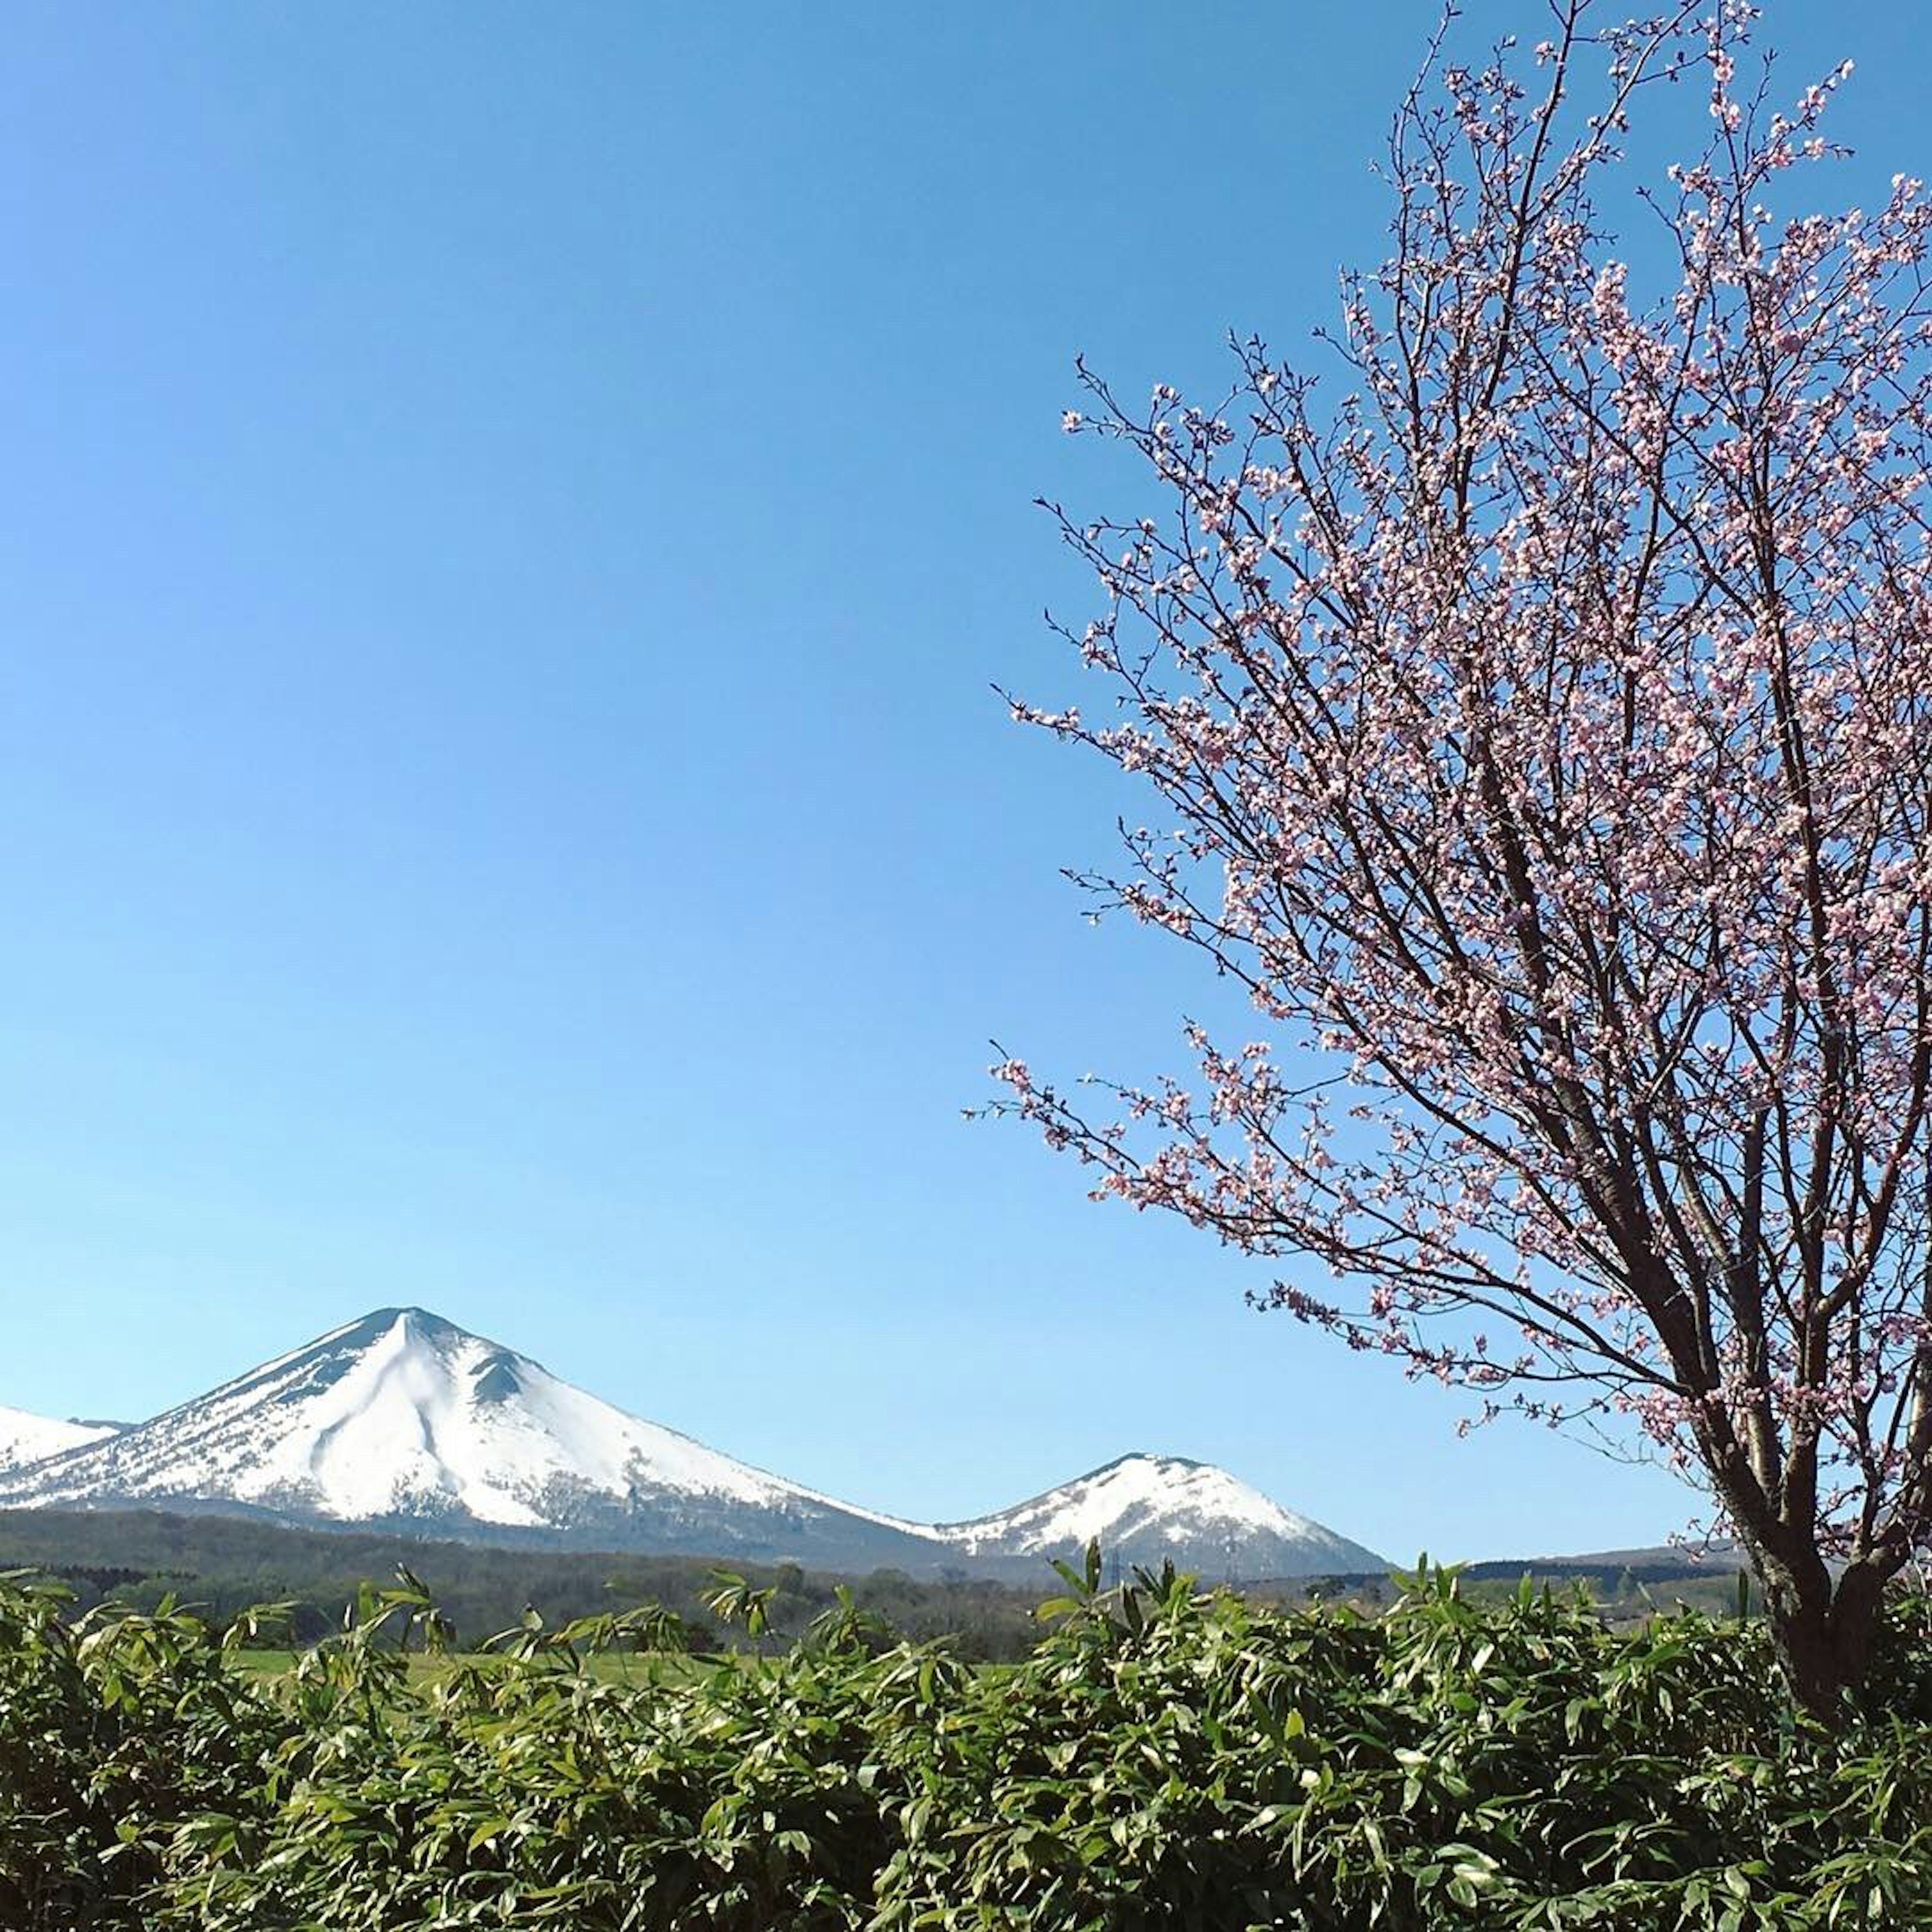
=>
[4,1559,1930,1928]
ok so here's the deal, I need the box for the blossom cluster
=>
[1001,3,1932,1585]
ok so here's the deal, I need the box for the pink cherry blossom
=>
[992,0,1932,1716]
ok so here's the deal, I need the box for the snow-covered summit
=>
[0,1307,941,1570]
[0,1405,119,1477]
[934,1451,1385,1580]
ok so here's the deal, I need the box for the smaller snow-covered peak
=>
[934,1451,1385,1581]
[0,1406,120,1477]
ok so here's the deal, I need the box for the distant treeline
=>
[0,1509,1740,1655]
[1258,1558,1737,1596]
[0,1508,1051,1658]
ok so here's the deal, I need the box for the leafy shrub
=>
[5,1558,1932,1927]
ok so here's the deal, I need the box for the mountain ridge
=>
[0,1307,1385,1581]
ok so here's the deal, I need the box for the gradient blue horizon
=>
[1,3,1918,1563]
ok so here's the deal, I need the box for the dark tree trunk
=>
[1757,1558,1888,1725]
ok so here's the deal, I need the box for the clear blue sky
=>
[1,3,1918,1561]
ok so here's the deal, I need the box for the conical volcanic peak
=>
[0,1308,941,1570]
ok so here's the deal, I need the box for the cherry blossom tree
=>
[995,0,1932,1716]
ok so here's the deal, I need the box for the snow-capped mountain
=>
[0,1406,119,1477]
[933,1452,1385,1580]
[0,1308,942,1573]
[0,1310,1386,1582]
